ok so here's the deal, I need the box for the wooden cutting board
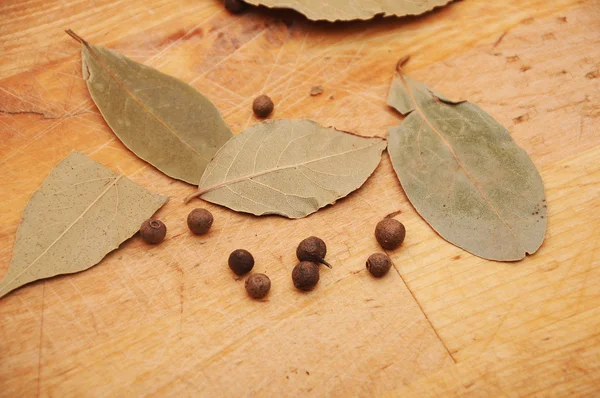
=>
[1,0,599,396]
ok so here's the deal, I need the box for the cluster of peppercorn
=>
[227,237,329,299]
[227,249,271,299]
[139,211,406,300]
[139,208,214,244]
[368,218,406,276]
[138,209,272,299]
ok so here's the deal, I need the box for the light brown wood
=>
[0,0,598,396]
[390,306,600,397]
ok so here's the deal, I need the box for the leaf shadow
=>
[231,0,461,33]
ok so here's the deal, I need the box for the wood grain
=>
[386,311,600,397]
[1,0,598,396]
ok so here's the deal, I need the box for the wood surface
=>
[1,0,598,396]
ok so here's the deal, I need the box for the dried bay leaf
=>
[67,30,233,184]
[0,152,168,298]
[186,119,387,218]
[244,0,454,21]
[387,62,546,261]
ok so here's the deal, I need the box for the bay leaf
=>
[186,119,387,218]
[244,0,453,21]
[66,30,233,184]
[0,152,168,298]
[387,63,546,261]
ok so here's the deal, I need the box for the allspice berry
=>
[228,249,254,275]
[296,236,332,268]
[292,261,320,291]
[224,0,247,13]
[187,208,213,235]
[375,219,406,250]
[140,219,167,244]
[366,253,392,277]
[252,94,274,118]
[245,273,271,299]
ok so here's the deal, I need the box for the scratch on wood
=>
[0,109,47,118]
[479,307,513,354]
[521,17,535,24]
[388,255,457,363]
[37,282,46,398]
[585,70,599,79]
[381,362,394,371]
[385,210,402,219]
[513,113,530,124]
[542,33,556,41]
[493,31,508,49]
[546,96,590,113]
[0,108,90,120]
[169,262,185,331]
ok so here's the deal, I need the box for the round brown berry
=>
[245,273,271,299]
[366,253,392,277]
[296,236,331,268]
[375,219,406,250]
[140,219,167,244]
[252,95,274,118]
[292,261,320,291]
[228,249,254,275]
[187,208,213,235]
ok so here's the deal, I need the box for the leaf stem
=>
[65,29,89,47]
[396,55,411,74]
[184,191,201,204]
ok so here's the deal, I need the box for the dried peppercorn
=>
[296,236,332,268]
[252,94,274,118]
[140,219,167,244]
[366,253,392,277]
[375,219,406,250]
[187,208,213,235]
[245,273,271,299]
[228,249,254,275]
[292,261,320,291]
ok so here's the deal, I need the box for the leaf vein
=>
[197,140,382,196]
[0,176,123,296]
[84,46,210,162]
[399,73,526,251]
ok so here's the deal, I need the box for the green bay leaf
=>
[0,152,168,298]
[67,30,232,184]
[387,68,546,261]
[244,0,454,21]
[187,119,387,218]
